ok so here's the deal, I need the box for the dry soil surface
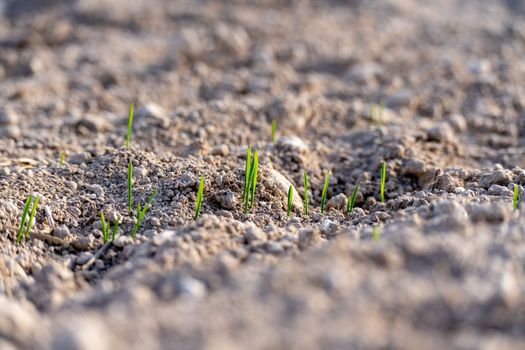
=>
[1,0,525,349]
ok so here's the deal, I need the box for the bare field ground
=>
[1,0,525,349]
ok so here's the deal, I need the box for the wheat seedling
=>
[370,101,385,125]
[287,185,293,217]
[271,120,277,143]
[126,102,134,148]
[243,146,252,209]
[194,176,205,220]
[320,171,331,213]
[379,161,386,202]
[99,211,120,243]
[249,150,259,209]
[17,195,33,243]
[243,148,259,212]
[303,171,309,216]
[513,184,519,210]
[131,190,158,238]
[100,211,109,243]
[24,196,39,240]
[59,151,65,166]
[372,226,381,241]
[347,183,360,214]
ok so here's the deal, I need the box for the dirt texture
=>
[1,0,525,349]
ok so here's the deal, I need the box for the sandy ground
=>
[1,0,525,349]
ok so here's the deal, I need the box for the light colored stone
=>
[135,103,170,128]
[53,225,71,239]
[326,193,347,211]
[264,169,304,212]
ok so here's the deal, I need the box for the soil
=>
[1,0,525,349]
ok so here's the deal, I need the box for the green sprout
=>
[249,150,259,209]
[17,196,32,243]
[59,151,65,166]
[17,195,38,243]
[379,161,386,203]
[513,184,519,210]
[26,196,39,239]
[372,226,381,241]
[194,176,205,220]
[370,101,385,125]
[126,102,134,148]
[347,183,360,214]
[271,120,277,143]
[99,211,120,243]
[130,189,158,238]
[320,171,331,213]
[243,146,252,209]
[303,171,309,216]
[287,185,293,217]
[127,160,133,213]
[243,148,259,213]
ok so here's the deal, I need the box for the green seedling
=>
[25,196,39,240]
[379,161,386,203]
[287,185,293,217]
[372,226,381,241]
[17,195,38,243]
[194,176,205,220]
[347,183,360,214]
[249,150,259,209]
[59,151,65,166]
[99,211,120,243]
[513,184,519,210]
[271,120,277,143]
[243,148,259,212]
[320,171,331,213]
[127,160,133,213]
[303,171,309,216]
[131,190,158,238]
[100,211,109,242]
[126,102,134,148]
[370,101,385,125]
[243,146,252,209]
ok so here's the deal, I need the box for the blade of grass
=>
[320,171,330,213]
[243,146,252,208]
[128,160,133,213]
[59,151,65,166]
[380,161,386,203]
[287,185,293,217]
[303,171,309,216]
[100,210,109,243]
[146,189,158,207]
[347,183,360,214]
[271,120,277,143]
[131,189,158,238]
[249,150,259,209]
[194,176,205,220]
[372,226,381,241]
[126,102,134,148]
[17,195,33,243]
[24,196,38,240]
[513,184,519,210]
